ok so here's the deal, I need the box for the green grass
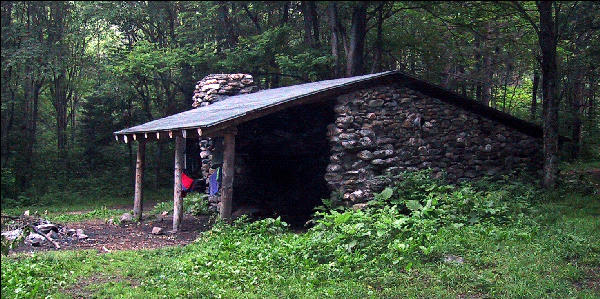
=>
[1,189,171,223]
[1,174,599,298]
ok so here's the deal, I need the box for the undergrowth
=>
[150,192,213,216]
[1,170,599,298]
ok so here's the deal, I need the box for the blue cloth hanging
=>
[209,167,221,195]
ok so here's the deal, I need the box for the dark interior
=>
[233,101,336,227]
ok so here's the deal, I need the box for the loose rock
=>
[1,229,23,241]
[25,233,45,247]
[443,254,464,264]
[151,227,164,235]
[120,213,133,223]
[76,229,88,240]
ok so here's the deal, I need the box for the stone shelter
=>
[114,71,542,229]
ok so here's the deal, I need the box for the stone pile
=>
[325,85,541,204]
[1,216,88,249]
[192,74,257,107]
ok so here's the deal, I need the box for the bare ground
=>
[11,214,213,254]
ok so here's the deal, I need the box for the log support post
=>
[133,140,146,221]
[219,128,237,220]
[173,136,184,232]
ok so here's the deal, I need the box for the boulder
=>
[151,227,164,235]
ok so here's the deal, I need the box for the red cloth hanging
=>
[181,172,194,192]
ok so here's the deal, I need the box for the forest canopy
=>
[1,1,598,204]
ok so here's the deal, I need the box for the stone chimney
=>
[192,73,258,212]
[192,73,257,107]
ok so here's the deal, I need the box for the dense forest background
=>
[1,1,598,206]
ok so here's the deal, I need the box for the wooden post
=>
[173,136,184,232]
[220,129,237,220]
[133,140,146,221]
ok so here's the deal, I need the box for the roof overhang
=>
[114,70,553,143]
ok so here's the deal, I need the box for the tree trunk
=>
[588,74,596,120]
[52,76,68,161]
[69,94,77,149]
[49,2,68,159]
[301,1,320,48]
[481,54,492,106]
[371,3,384,73]
[181,63,195,107]
[530,71,539,120]
[327,2,340,77]
[473,34,483,102]
[280,2,289,25]
[538,1,560,189]
[481,23,492,106]
[218,1,237,46]
[308,2,319,47]
[1,95,15,168]
[346,2,368,77]
[570,73,584,159]
[20,78,41,189]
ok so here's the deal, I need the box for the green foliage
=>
[1,254,75,298]
[150,201,172,215]
[150,192,212,216]
[47,207,128,223]
[1,168,16,199]
[275,50,334,82]
[1,227,29,256]
[183,193,212,216]
[2,171,600,298]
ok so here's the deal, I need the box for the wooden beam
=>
[133,140,146,221]
[172,136,184,232]
[219,129,237,220]
[114,128,207,143]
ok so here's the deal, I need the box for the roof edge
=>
[114,70,563,141]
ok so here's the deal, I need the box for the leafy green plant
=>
[2,169,599,298]
[184,193,212,216]
[150,193,213,216]
[1,227,29,256]
[151,201,172,215]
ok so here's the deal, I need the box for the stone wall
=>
[325,84,542,205]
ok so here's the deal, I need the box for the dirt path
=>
[11,214,213,254]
